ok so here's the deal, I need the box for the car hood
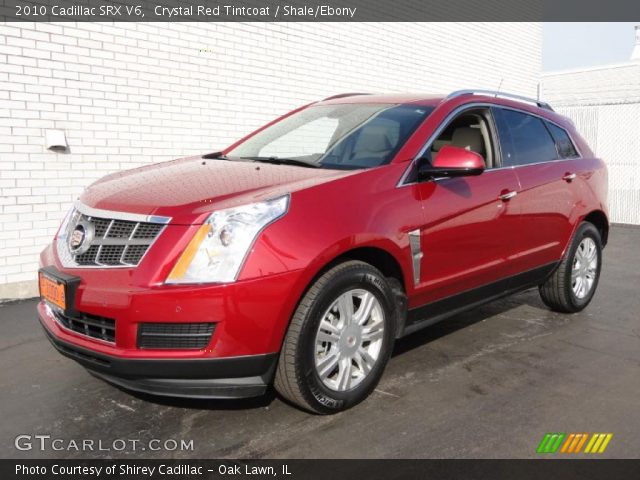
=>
[80,156,356,224]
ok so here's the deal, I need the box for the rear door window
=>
[546,122,579,159]
[493,108,558,167]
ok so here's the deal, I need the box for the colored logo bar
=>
[537,433,613,454]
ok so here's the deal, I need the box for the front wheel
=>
[539,222,603,313]
[275,261,397,414]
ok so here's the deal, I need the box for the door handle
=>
[499,190,518,201]
[563,173,577,182]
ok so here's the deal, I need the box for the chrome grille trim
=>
[56,202,171,269]
[72,201,172,224]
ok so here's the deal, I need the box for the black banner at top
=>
[1,0,640,22]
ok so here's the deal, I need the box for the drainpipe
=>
[632,25,640,60]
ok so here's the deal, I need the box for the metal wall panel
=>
[557,104,640,225]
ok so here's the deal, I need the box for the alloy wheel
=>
[313,289,385,391]
[571,237,598,299]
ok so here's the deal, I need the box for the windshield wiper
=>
[202,151,229,160]
[203,152,258,162]
[240,156,321,168]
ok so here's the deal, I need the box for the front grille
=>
[53,309,116,343]
[134,223,165,239]
[75,245,100,265]
[60,208,165,268]
[123,245,148,264]
[137,323,216,350]
[97,245,125,265]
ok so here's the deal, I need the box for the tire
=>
[275,261,397,414]
[539,222,602,313]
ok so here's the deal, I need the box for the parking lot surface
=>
[1,226,639,459]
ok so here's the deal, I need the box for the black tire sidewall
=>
[563,223,602,310]
[297,266,396,414]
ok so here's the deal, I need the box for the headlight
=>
[56,207,77,241]
[166,195,289,284]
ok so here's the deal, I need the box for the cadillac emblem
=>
[68,220,94,255]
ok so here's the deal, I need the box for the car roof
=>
[318,93,444,107]
[316,92,572,128]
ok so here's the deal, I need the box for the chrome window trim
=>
[396,102,583,188]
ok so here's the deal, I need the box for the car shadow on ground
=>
[119,289,550,412]
[120,385,279,410]
[392,288,548,357]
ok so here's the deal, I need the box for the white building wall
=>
[541,62,640,226]
[0,22,542,299]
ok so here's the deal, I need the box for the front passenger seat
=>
[450,127,486,160]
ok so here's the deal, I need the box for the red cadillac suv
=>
[38,90,608,413]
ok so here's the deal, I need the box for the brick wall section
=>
[0,22,541,298]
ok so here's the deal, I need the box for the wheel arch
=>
[332,246,410,338]
[582,210,609,247]
[284,241,410,343]
[331,246,406,288]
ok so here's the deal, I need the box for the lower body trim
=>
[39,316,277,399]
[402,262,559,336]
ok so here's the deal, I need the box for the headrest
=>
[432,139,449,152]
[354,125,393,153]
[451,127,484,154]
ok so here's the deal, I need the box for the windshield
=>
[227,103,434,170]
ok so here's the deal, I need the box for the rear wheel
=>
[539,222,602,313]
[275,261,396,414]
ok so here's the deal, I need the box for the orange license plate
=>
[39,272,66,310]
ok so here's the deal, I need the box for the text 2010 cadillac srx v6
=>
[38,90,608,413]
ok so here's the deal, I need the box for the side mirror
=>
[417,145,485,180]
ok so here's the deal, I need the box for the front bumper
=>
[39,315,277,398]
[38,237,308,398]
[39,241,306,358]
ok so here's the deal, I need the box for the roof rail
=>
[321,92,372,101]
[447,89,554,111]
